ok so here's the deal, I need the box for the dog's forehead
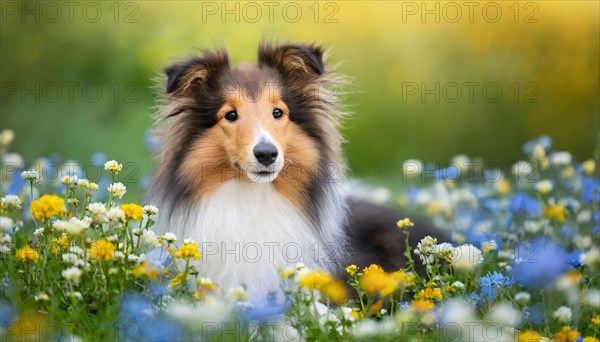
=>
[224,64,282,103]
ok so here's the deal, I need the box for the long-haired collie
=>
[148,42,444,300]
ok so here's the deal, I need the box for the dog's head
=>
[156,42,343,201]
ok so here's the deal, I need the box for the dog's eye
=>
[224,110,238,122]
[272,108,283,119]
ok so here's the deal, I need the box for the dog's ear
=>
[258,42,325,80]
[164,49,229,96]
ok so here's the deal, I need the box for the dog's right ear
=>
[164,49,229,96]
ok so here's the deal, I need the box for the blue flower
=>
[0,300,15,326]
[434,166,461,182]
[7,174,24,195]
[523,136,552,156]
[567,250,583,268]
[512,238,569,288]
[581,178,600,203]
[145,130,161,151]
[523,305,544,325]
[479,272,512,301]
[508,193,540,218]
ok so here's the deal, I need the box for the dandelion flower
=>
[396,218,414,229]
[359,266,397,297]
[108,182,127,198]
[15,244,39,262]
[321,280,349,304]
[411,299,434,312]
[297,271,333,290]
[416,287,443,301]
[544,204,565,222]
[88,239,116,261]
[175,240,201,260]
[104,160,123,174]
[517,330,545,342]
[30,195,66,220]
[554,326,579,342]
[119,203,144,221]
[133,261,159,281]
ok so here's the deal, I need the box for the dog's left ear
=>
[258,42,325,80]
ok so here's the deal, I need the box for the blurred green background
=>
[1,1,598,200]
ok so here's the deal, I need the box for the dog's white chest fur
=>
[167,180,332,299]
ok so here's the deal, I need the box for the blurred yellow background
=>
[1,1,598,199]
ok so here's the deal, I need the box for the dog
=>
[147,42,445,300]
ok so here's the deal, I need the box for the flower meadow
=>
[0,130,599,342]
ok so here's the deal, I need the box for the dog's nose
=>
[253,142,278,166]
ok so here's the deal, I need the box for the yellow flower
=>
[363,264,385,275]
[416,287,443,301]
[29,195,65,220]
[592,314,600,325]
[426,202,443,216]
[88,239,116,261]
[119,203,144,221]
[298,271,333,290]
[175,242,202,260]
[193,282,220,300]
[517,330,546,342]
[582,337,599,342]
[496,178,511,194]
[368,300,384,314]
[544,204,565,222]
[320,279,349,304]
[359,270,397,297]
[169,273,185,287]
[9,312,47,341]
[582,159,596,175]
[554,326,580,342]
[52,235,69,254]
[15,245,39,262]
[411,299,434,312]
[563,166,575,178]
[390,270,415,289]
[133,261,158,281]
[279,267,295,279]
[346,264,358,276]
[396,218,414,229]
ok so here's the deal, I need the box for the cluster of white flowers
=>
[53,217,92,236]
[161,232,177,243]
[0,234,12,254]
[62,266,83,284]
[142,230,160,247]
[60,175,78,185]
[104,160,123,174]
[87,202,107,215]
[143,205,159,216]
[414,236,438,265]
[20,170,39,182]
[1,195,21,209]
[451,244,484,271]
[552,306,572,323]
[108,182,127,198]
[535,179,554,194]
[0,216,14,232]
[62,252,89,269]
[107,208,125,222]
